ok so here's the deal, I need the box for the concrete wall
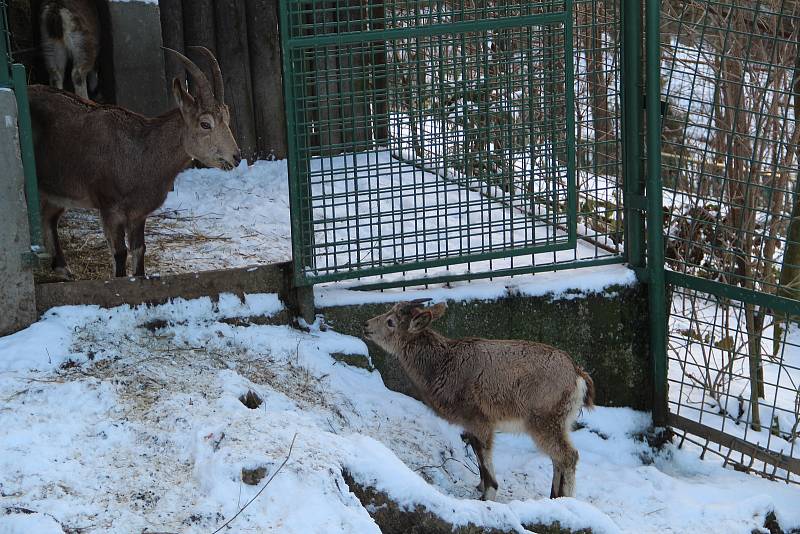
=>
[0,89,37,336]
[109,1,169,116]
[319,283,651,409]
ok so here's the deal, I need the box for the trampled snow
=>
[1,294,798,533]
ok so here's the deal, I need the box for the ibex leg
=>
[101,210,127,277]
[461,427,498,500]
[127,218,147,277]
[41,201,70,278]
[41,39,67,90]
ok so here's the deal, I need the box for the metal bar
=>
[12,64,46,255]
[284,12,568,49]
[645,0,667,426]
[621,0,644,268]
[296,238,577,286]
[666,271,800,316]
[669,413,800,478]
[278,0,308,287]
[564,2,577,248]
[352,256,627,291]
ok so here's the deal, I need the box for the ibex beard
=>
[364,299,594,500]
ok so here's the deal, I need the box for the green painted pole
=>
[12,64,46,257]
[622,0,645,269]
[645,0,668,426]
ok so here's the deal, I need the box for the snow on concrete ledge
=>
[316,263,637,308]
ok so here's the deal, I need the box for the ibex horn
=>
[189,46,224,103]
[162,47,214,107]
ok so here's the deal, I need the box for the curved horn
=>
[162,47,214,106]
[190,46,224,103]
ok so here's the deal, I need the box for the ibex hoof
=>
[480,487,497,501]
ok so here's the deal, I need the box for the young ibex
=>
[40,0,100,100]
[364,299,595,500]
[30,47,241,278]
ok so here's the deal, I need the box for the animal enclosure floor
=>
[1,293,799,533]
[34,154,611,283]
[34,161,293,282]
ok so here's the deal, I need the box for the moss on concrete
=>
[319,283,651,409]
[331,352,374,371]
[343,471,588,534]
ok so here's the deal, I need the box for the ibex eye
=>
[387,318,395,328]
[200,121,212,130]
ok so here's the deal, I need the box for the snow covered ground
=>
[54,153,616,283]
[1,291,799,534]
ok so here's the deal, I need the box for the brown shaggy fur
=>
[364,300,594,500]
[30,48,241,279]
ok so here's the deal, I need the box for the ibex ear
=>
[408,310,433,333]
[172,77,196,117]
[429,302,447,320]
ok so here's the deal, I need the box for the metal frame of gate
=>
[280,0,800,483]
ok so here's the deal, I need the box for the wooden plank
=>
[669,413,800,477]
[245,0,287,160]
[214,0,257,159]
[369,0,388,144]
[181,0,216,95]
[158,0,185,89]
[35,263,291,314]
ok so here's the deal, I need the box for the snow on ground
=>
[55,152,617,282]
[1,292,799,533]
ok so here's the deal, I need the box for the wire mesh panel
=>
[281,0,582,284]
[660,0,800,482]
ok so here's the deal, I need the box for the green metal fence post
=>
[621,0,645,270]
[12,64,46,260]
[645,0,667,426]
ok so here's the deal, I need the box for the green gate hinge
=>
[624,192,648,212]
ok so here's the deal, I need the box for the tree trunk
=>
[773,56,800,354]
[158,0,185,91]
[182,0,216,96]
[214,0,257,159]
[245,0,287,160]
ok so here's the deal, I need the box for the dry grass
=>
[33,208,233,283]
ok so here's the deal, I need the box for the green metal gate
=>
[280,0,591,286]
[279,0,799,481]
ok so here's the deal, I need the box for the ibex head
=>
[164,46,241,170]
[363,299,447,349]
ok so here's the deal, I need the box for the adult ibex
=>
[30,47,241,278]
[364,300,595,500]
[40,0,99,99]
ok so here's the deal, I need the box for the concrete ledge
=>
[0,89,37,336]
[35,262,289,314]
[319,281,651,409]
